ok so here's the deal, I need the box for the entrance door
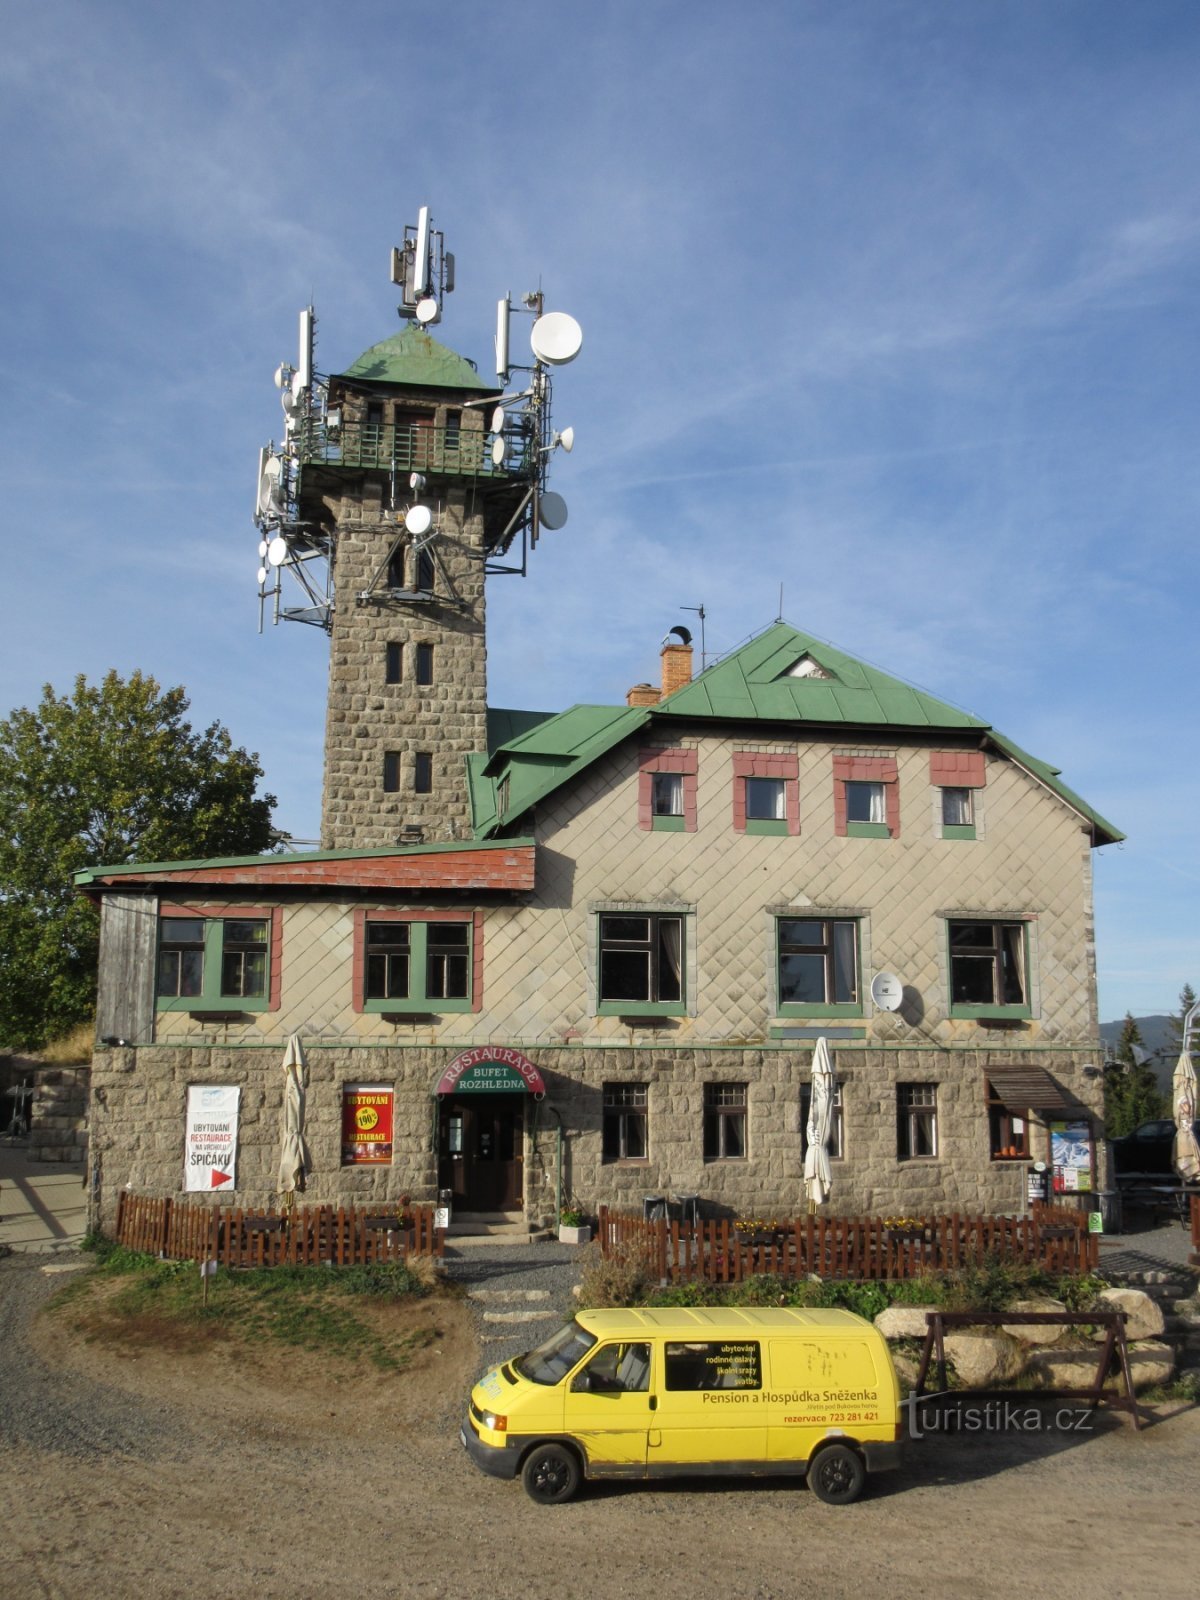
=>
[439,1094,524,1211]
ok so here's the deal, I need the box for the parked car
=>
[1110,1118,1200,1181]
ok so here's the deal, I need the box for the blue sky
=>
[2,1,1197,1022]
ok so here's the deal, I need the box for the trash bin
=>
[1092,1189,1121,1234]
[676,1193,700,1230]
[643,1194,666,1221]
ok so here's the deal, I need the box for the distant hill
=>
[1099,1015,1179,1095]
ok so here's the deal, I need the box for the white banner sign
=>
[184,1085,240,1192]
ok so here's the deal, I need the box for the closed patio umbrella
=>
[278,1033,311,1198]
[804,1037,835,1212]
[1172,1001,1200,1183]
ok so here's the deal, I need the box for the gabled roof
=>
[338,323,495,392]
[475,622,1123,845]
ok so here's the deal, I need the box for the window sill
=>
[182,1009,257,1023]
[601,1157,651,1166]
[364,999,473,1015]
[597,1002,686,1019]
[990,1153,1030,1163]
[777,1003,863,1019]
[381,1012,439,1025]
[846,822,891,839]
[942,824,977,841]
[951,1007,1032,1024]
[651,814,685,832]
[744,818,789,836]
[157,999,269,1015]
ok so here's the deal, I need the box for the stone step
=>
[481,1309,558,1324]
[469,1288,551,1302]
[444,1232,538,1250]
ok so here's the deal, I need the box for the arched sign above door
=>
[435,1046,545,1098]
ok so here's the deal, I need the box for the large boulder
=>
[1092,1287,1164,1342]
[943,1331,1026,1387]
[1127,1341,1175,1389]
[1001,1297,1070,1346]
[1027,1340,1175,1391]
[874,1305,938,1340]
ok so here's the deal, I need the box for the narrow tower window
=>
[415,642,434,685]
[414,752,433,793]
[385,642,402,684]
[383,752,402,793]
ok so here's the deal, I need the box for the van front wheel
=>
[521,1443,581,1505]
[808,1443,866,1506]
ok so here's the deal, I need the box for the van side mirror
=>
[571,1372,591,1393]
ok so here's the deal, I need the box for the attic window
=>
[783,655,833,680]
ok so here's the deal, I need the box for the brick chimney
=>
[626,682,662,707]
[661,641,693,697]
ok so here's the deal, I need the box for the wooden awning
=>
[985,1067,1077,1114]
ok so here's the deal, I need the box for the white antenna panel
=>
[530,311,583,365]
[254,447,269,518]
[413,206,430,296]
[297,307,313,390]
[495,296,510,379]
[538,491,569,530]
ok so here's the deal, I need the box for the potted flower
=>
[558,1201,591,1245]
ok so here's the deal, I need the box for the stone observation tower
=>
[253,206,581,851]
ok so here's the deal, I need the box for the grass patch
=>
[53,1242,448,1371]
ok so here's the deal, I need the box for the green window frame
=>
[156,915,271,1012]
[597,912,686,1017]
[948,919,1031,1018]
[776,917,862,1016]
[362,918,473,1014]
[940,786,976,841]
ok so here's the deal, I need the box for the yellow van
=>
[461,1306,902,1505]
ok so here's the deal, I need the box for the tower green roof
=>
[339,323,495,392]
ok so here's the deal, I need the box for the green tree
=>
[1103,1012,1166,1137]
[1166,982,1198,1057]
[0,671,277,1049]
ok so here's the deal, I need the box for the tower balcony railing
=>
[296,419,532,478]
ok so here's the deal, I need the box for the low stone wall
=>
[28,1062,90,1163]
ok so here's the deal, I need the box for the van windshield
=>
[514,1319,597,1386]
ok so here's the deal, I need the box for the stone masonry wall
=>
[320,479,487,850]
[88,1041,1103,1234]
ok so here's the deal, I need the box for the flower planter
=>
[558,1223,592,1245]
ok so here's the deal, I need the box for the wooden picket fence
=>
[115,1192,444,1268]
[597,1202,1098,1284]
[1191,1192,1200,1266]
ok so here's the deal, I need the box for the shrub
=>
[576,1241,653,1308]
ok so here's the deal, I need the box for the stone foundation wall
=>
[29,1063,90,1163]
[89,1042,1104,1235]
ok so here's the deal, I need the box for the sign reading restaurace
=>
[184,1085,240,1192]
[436,1047,545,1097]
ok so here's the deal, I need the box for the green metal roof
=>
[339,323,495,392]
[487,707,556,752]
[475,622,1122,845]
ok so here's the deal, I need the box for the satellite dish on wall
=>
[538,491,569,530]
[869,972,904,1012]
[530,311,583,365]
[404,504,433,536]
[491,435,508,467]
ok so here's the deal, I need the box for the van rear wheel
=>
[808,1443,866,1506]
[521,1442,581,1505]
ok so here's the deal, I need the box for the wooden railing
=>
[115,1193,444,1267]
[597,1204,1098,1284]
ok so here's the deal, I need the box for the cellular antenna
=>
[389,204,454,325]
[297,307,314,391]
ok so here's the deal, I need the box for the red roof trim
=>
[94,846,535,894]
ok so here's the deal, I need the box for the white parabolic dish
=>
[869,971,904,1012]
[404,504,433,536]
[538,491,569,530]
[530,311,583,366]
[267,535,289,567]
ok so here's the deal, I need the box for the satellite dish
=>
[538,491,568,530]
[415,296,439,324]
[256,566,268,585]
[404,504,433,536]
[491,435,508,467]
[490,405,506,435]
[530,311,583,366]
[257,455,284,518]
[869,972,904,1012]
[558,425,575,453]
[258,539,268,557]
[273,365,287,390]
[267,535,289,567]
[409,472,426,493]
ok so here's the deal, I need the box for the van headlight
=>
[480,1411,507,1433]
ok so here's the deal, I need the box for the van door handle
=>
[649,1395,657,1411]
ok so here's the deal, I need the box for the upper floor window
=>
[732,752,799,836]
[383,751,402,792]
[385,642,403,684]
[415,642,434,686]
[414,752,433,793]
[638,748,697,833]
[777,917,860,1014]
[833,754,898,839]
[948,919,1029,1016]
[355,911,479,1014]
[597,913,685,1015]
[930,751,986,841]
[156,910,280,1013]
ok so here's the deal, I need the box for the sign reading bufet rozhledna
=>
[184,1085,240,1192]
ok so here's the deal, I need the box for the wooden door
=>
[439,1095,524,1211]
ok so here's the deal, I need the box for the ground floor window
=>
[603,1083,648,1161]
[986,1084,1031,1161]
[897,1083,938,1159]
[703,1082,747,1160]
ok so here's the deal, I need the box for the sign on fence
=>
[184,1085,240,1192]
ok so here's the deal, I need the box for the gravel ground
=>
[3,1245,1200,1600]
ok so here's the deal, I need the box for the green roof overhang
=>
[338,324,496,392]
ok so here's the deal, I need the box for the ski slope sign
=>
[184,1085,241,1192]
